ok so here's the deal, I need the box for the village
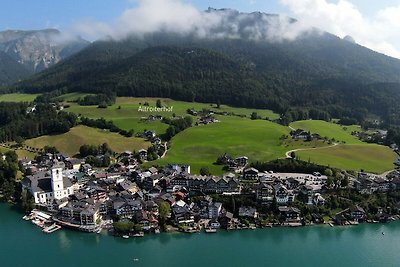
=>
[19,146,400,238]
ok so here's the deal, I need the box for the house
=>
[238,207,258,218]
[219,212,234,229]
[79,164,92,175]
[117,180,139,194]
[113,199,143,218]
[312,193,326,206]
[274,184,294,204]
[374,177,390,192]
[256,183,274,204]
[311,213,324,224]
[64,158,83,170]
[278,206,301,223]
[335,211,347,225]
[172,200,194,225]
[243,168,259,180]
[143,130,156,140]
[164,164,191,175]
[60,200,101,227]
[349,205,366,222]
[208,202,222,219]
[291,129,310,140]
[235,156,248,167]
[138,149,148,160]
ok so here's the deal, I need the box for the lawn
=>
[25,125,150,157]
[0,93,38,102]
[290,120,362,144]
[63,97,280,135]
[152,116,294,174]
[296,144,397,174]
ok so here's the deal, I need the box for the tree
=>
[21,189,34,212]
[290,151,296,159]
[158,201,171,220]
[341,176,349,188]
[2,180,15,201]
[200,167,211,176]
[113,221,134,233]
[43,146,59,154]
[250,112,258,120]
[324,168,333,177]
[156,99,162,108]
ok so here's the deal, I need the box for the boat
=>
[132,232,145,237]
[328,223,334,227]
[205,228,217,233]
[382,232,385,235]
[133,258,139,262]
[122,235,129,239]
[43,223,62,233]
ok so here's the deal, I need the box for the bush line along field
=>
[0,93,396,174]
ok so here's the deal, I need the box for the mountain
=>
[13,10,400,125]
[0,51,31,86]
[0,29,89,85]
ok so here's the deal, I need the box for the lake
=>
[0,204,399,267]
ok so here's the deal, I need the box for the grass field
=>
[25,125,150,157]
[152,116,294,174]
[56,92,94,102]
[296,144,397,174]
[290,120,362,144]
[0,146,37,160]
[0,93,39,102]
[64,97,280,135]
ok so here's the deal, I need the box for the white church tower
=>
[51,165,64,200]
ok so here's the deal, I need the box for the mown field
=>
[0,93,38,102]
[64,97,280,135]
[25,125,150,157]
[296,144,396,174]
[153,116,295,174]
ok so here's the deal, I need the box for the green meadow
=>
[0,93,38,102]
[296,144,396,174]
[290,120,362,144]
[25,125,150,157]
[153,116,294,174]
[64,97,280,135]
[56,92,94,102]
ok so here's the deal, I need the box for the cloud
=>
[280,0,400,58]
[69,0,314,42]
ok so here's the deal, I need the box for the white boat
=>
[205,228,217,233]
[122,235,129,239]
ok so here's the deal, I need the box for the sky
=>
[1,0,400,58]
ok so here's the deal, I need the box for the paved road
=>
[285,142,339,158]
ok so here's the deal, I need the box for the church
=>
[22,162,74,209]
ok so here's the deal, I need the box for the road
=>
[285,142,339,158]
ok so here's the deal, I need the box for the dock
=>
[43,223,62,233]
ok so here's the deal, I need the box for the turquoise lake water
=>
[1,204,399,267]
